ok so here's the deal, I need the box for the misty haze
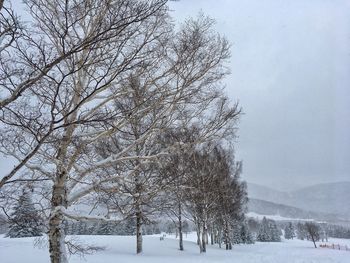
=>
[0,0,349,263]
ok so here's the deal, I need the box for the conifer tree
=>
[284,222,295,240]
[257,217,270,242]
[240,220,254,244]
[87,222,99,235]
[268,219,281,242]
[77,221,88,235]
[97,222,114,235]
[6,191,43,238]
[182,220,190,236]
[296,222,307,240]
[257,217,281,242]
[231,222,242,244]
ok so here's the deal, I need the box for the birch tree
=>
[181,145,247,252]
[0,1,241,262]
[159,127,201,251]
[181,147,219,253]
[1,1,170,262]
[63,13,238,257]
[0,0,21,56]
[0,0,167,188]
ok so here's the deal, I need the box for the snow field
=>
[0,234,349,263]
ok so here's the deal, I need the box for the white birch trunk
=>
[178,202,184,251]
[202,226,207,253]
[136,210,143,254]
[49,175,68,263]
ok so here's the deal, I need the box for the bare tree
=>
[0,2,241,263]
[180,146,217,253]
[0,0,168,188]
[160,127,200,251]
[305,222,320,248]
[62,13,238,257]
[0,0,21,53]
[178,145,246,252]
[1,1,170,262]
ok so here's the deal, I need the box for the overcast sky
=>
[170,0,350,190]
[1,0,349,191]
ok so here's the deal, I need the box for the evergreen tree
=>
[284,222,295,240]
[97,222,114,235]
[62,220,70,235]
[115,218,135,235]
[182,220,190,235]
[257,217,270,242]
[240,220,254,244]
[257,217,281,242]
[77,221,88,235]
[296,222,307,240]
[166,221,175,234]
[247,218,259,235]
[325,224,350,239]
[70,221,79,235]
[87,222,99,235]
[231,222,242,244]
[6,191,43,238]
[268,219,281,242]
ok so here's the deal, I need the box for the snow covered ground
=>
[321,238,350,248]
[0,233,349,263]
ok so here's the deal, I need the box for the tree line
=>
[0,1,246,262]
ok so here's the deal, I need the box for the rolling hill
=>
[247,198,345,222]
[246,182,350,223]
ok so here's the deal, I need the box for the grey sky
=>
[1,0,349,191]
[170,0,350,190]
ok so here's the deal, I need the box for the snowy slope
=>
[0,234,349,263]
[247,198,341,222]
[247,182,350,221]
[291,182,350,217]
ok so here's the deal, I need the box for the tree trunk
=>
[196,229,201,245]
[136,210,143,254]
[135,165,143,254]
[196,221,204,252]
[202,218,207,252]
[311,236,317,248]
[49,177,68,263]
[196,219,200,245]
[202,209,208,252]
[202,229,207,253]
[224,221,230,250]
[178,203,184,251]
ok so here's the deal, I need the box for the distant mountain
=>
[247,183,289,202]
[247,182,350,220]
[290,182,350,218]
[247,198,344,223]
